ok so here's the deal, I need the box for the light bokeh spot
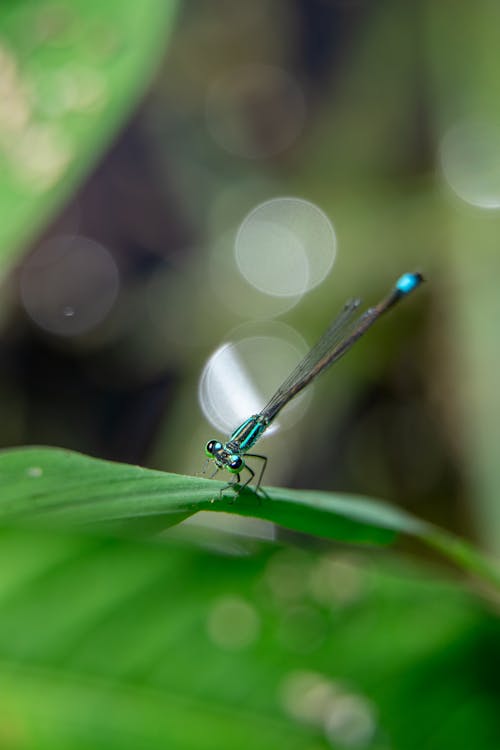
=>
[236,219,309,297]
[308,555,364,608]
[207,595,260,651]
[280,671,339,725]
[198,330,310,436]
[210,229,308,319]
[280,671,377,748]
[20,235,120,337]
[439,120,500,209]
[324,693,377,748]
[235,197,336,298]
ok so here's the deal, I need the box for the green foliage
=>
[0,447,499,747]
[0,446,498,590]
[0,0,178,268]
[0,523,498,749]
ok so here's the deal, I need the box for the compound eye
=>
[228,455,243,472]
[205,440,222,457]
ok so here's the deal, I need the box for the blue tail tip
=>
[395,272,424,295]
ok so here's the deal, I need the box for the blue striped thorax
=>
[228,415,268,452]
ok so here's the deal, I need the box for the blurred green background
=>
[1,1,500,748]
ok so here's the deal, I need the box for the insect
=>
[204,272,424,491]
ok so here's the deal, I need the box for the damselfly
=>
[204,272,423,490]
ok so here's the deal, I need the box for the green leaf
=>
[0,446,498,591]
[0,0,178,268]
[0,446,422,544]
[0,525,499,749]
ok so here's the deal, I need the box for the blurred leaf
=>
[0,525,499,749]
[0,0,178,268]
[0,446,498,591]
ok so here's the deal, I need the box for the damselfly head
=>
[205,440,245,474]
